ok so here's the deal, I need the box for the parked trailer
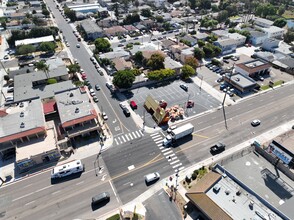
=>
[51,160,84,179]
[163,123,194,146]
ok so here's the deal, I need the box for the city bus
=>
[51,160,84,179]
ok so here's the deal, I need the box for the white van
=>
[145,172,160,183]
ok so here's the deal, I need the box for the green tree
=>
[64,8,77,22]
[17,45,36,55]
[277,5,285,16]
[155,16,164,23]
[22,18,31,25]
[94,38,111,53]
[1,21,6,30]
[4,75,10,83]
[185,57,199,69]
[181,65,195,79]
[194,48,205,60]
[189,0,197,9]
[147,53,165,70]
[147,69,175,81]
[47,78,57,84]
[197,39,205,47]
[284,28,294,44]
[217,10,228,23]
[68,63,81,73]
[123,13,140,25]
[198,0,211,9]
[42,8,50,17]
[273,18,287,28]
[38,42,56,52]
[113,69,136,89]
[35,61,49,72]
[141,8,152,17]
[255,3,276,18]
[32,10,37,14]
[114,3,119,19]
[133,51,144,63]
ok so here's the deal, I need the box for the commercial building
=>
[223,72,257,93]
[235,59,271,78]
[15,35,54,47]
[80,19,104,40]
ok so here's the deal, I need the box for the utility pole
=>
[174,170,179,201]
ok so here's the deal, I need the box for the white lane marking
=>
[35,185,52,193]
[163,150,173,156]
[12,192,34,202]
[172,163,182,169]
[23,184,33,189]
[115,138,119,145]
[128,165,135,170]
[52,190,61,195]
[132,132,137,138]
[135,131,141,137]
[166,153,175,158]
[170,160,180,165]
[25,200,35,206]
[125,134,130,141]
[150,132,159,137]
[76,181,84,185]
[109,180,117,197]
[161,148,171,153]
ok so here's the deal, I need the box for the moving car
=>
[210,142,226,155]
[95,84,100,91]
[92,192,110,205]
[145,172,160,184]
[180,84,188,91]
[251,119,261,126]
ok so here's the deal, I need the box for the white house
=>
[262,26,285,39]
[249,31,268,46]
[262,38,280,51]
[253,17,274,28]
[15,35,55,47]
[226,33,246,47]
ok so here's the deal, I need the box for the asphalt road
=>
[45,0,137,136]
[1,84,294,219]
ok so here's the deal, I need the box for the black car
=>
[180,84,188,91]
[122,107,130,117]
[210,143,226,155]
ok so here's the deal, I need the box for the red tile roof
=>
[0,127,46,144]
[61,109,98,128]
[43,101,57,115]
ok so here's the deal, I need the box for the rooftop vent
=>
[236,190,242,196]
[69,92,74,97]
[20,122,25,128]
[20,112,24,117]
[213,184,221,193]
[225,189,231,195]
[75,108,80,113]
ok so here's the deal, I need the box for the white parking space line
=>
[25,200,35,206]
[52,190,61,195]
[132,132,137,138]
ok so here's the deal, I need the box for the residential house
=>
[130,43,159,56]
[104,26,128,37]
[226,33,246,47]
[180,48,194,64]
[212,30,229,37]
[213,38,237,55]
[253,52,275,62]
[161,13,172,22]
[15,35,55,47]
[161,39,177,51]
[30,1,41,7]
[249,31,268,46]
[275,57,294,74]
[142,50,167,60]
[8,12,26,20]
[146,0,166,8]
[179,35,197,46]
[262,26,285,39]
[235,59,271,78]
[123,25,138,34]
[253,17,274,28]
[97,17,118,28]
[164,57,183,74]
[66,3,101,14]
[99,51,131,60]
[262,38,280,51]
[112,57,133,71]
[274,42,293,57]
[170,43,189,61]
[140,19,156,29]
[194,32,208,41]
[97,7,109,18]
[80,19,104,40]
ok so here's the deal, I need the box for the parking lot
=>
[123,80,221,127]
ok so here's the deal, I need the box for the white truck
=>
[163,123,194,146]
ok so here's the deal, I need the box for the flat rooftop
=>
[16,124,57,162]
[223,152,294,217]
[225,73,256,88]
[244,60,265,68]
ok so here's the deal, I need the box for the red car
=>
[187,100,194,108]
[81,73,87,80]
[130,100,137,109]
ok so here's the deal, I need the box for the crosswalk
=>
[150,132,184,173]
[114,130,144,145]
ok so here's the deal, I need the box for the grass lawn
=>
[260,80,284,90]
[229,15,241,20]
[106,214,120,220]
[283,10,294,19]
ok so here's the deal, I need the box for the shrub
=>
[47,78,57,84]
[191,173,197,180]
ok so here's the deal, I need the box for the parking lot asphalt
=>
[123,79,221,127]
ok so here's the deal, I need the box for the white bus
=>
[51,160,84,179]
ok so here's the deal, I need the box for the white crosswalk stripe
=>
[117,136,122,144]
[121,135,126,142]
[150,132,159,137]
[170,160,180,165]
[172,163,182,169]
[115,139,119,145]
[139,130,144,136]
[166,153,175,158]
[113,130,145,145]
[132,131,137,138]
[135,131,140,137]
[153,137,162,142]
[125,134,130,141]
[129,133,134,140]
[155,140,163,144]
[161,148,171,153]
[159,147,164,150]
[163,150,173,156]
